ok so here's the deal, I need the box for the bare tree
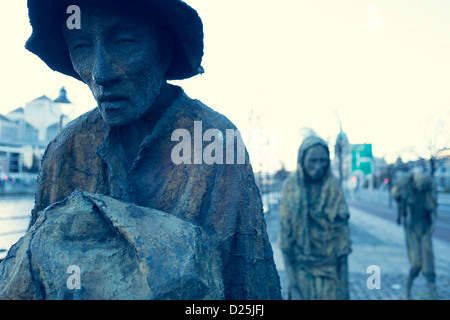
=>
[423,114,450,177]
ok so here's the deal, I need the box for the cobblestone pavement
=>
[264,198,450,300]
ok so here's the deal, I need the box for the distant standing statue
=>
[279,136,352,300]
[392,172,438,299]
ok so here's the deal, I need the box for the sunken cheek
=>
[69,54,94,85]
[75,53,150,86]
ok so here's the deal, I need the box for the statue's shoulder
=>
[282,172,298,193]
[169,91,238,132]
[43,108,106,157]
[63,107,105,137]
[328,173,343,190]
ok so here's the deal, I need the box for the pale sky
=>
[1,1,449,172]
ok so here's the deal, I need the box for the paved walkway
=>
[265,200,450,300]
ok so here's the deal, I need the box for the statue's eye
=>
[118,38,136,44]
[73,43,91,51]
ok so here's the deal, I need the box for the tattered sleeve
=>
[208,161,282,300]
[30,111,107,227]
[30,138,63,226]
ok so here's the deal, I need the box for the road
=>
[347,200,450,242]
[355,189,450,215]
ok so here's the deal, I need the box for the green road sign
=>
[351,144,373,175]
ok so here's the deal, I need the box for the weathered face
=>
[303,145,329,181]
[62,3,171,127]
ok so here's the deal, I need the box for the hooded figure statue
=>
[392,172,438,299]
[279,136,352,300]
[0,0,282,300]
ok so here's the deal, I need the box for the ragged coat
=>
[28,85,282,300]
[391,172,437,282]
[279,136,351,300]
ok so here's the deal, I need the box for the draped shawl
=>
[279,136,351,279]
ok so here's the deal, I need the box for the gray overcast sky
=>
[1,0,449,171]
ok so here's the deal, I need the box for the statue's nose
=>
[92,48,121,87]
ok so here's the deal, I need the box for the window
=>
[9,152,21,173]
[1,126,18,141]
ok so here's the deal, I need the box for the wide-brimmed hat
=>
[25,0,204,81]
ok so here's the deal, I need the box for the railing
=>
[0,215,30,262]
[0,208,31,262]
[0,174,37,195]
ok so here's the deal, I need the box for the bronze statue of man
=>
[392,172,438,299]
[0,0,281,300]
[279,136,352,300]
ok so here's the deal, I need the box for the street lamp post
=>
[52,87,74,131]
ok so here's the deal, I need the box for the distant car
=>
[437,186,445,192]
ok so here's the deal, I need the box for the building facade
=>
[0,88,72,192]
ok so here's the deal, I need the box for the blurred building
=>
[0,87,72,182]
[331,129,450,193]
[435,148,450,191]
[332,130,352,191]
